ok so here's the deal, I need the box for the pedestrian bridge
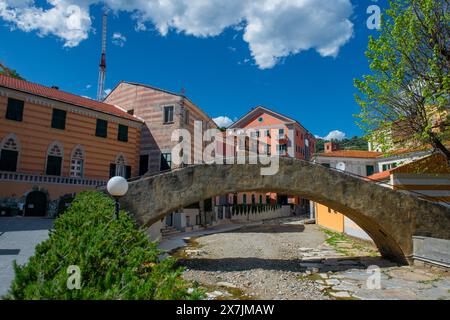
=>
[120,157,450,264]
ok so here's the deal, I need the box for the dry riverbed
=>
[171,218,450,300]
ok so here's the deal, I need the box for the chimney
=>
[324,141,340,153]
[51,86,59,90]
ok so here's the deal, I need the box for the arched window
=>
[70,146,84,178]
[0,134,20,172]
[46,142,63,176]
[110,154,131,179]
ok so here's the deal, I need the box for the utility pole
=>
[97,10,108,101]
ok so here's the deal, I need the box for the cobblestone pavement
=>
[172,218,450,300]
[0,217,53,298]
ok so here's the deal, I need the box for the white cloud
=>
[0,0,354,68]
[317,130,347,141]
[0,0,91,47]
[112,32,126,47]
[213,116,234,128]
[104,88,112,95]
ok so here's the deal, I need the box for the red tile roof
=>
[0,75,142,122]
[367,170,392,181]
[317,150,383,159]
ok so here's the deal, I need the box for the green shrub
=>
[5,191,203,300]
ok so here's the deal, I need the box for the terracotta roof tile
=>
[0,75,142,122]
[367,170,392,181]
[317,150,383,159]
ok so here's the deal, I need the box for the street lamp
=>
[107,176,129,219]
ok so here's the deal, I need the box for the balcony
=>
[0,171,106,187]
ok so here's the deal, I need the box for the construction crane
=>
[97,10,108,101]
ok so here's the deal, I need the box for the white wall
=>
[226,205,291,222]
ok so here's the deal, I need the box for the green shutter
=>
[96,119,108,138]
[109,164,116,178]
[0,150,18,172]
[51,109,67,130]
[118,124,128,142]
[5,98,24,122]
[46,156,62,176]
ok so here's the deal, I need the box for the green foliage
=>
[0,63,24,80]
[354,0,450,158]
[316,136,369,153]
[5,191,204,300]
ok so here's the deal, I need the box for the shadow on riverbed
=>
[226,224,305,234]
[177,256,395,273]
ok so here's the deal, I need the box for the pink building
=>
[218,106,316,211]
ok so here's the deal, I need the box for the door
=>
[25,191,47,217]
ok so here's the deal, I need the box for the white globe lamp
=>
[107,176,129,219]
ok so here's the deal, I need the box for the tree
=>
[315,136,369,153]
[0,62,23,80]
[355,0,450,162]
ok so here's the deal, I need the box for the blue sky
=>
[0,0,386,139]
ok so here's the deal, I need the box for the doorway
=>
[25,191,48,217]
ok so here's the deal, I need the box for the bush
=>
[5,191,203,300]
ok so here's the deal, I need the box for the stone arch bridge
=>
[120,157,450,264]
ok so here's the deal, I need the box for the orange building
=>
[0,75,142,217]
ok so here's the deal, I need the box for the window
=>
[70,147,84,178]
[243,194,247,205]
[265,129,271,137]
[0,135,19,172]
[259,195,263,204]
[160,153,172,171]
[46,143,63,176]
[258,117,264,122]
[277,144,287,154]
[95,119,108,138]
[163,106,174,124]
[5,98,24,122]
[279,128,285,137]
[322,163,331,168]
[366,165,375,177]
[184,109,190,125]
[51,108,67,130]
[139,154,149,176]
[110,154,131,179]
[118,124,128,142]
[266,195,270,204]
[382,164,388,171]
[252,194,256,205]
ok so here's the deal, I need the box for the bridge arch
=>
[120,158,450,264]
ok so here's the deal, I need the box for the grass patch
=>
[320,228,379,257]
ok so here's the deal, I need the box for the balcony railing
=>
[0,171,107,187]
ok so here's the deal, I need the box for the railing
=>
[0,171,106,187]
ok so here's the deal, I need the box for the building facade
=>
[104,81,218,175]
[224,106,317,212]
[0,75,142,217]
[311,141,440,241]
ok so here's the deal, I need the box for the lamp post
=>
[107,176,129,220]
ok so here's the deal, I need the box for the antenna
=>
[97,10,108,101]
